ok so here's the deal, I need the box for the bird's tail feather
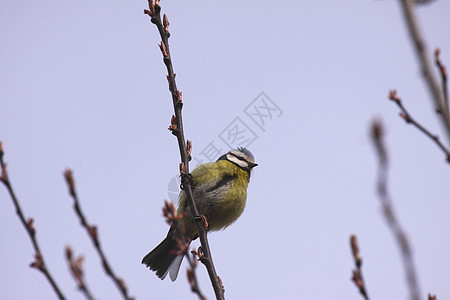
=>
[142,235,183,280]
[169,255,184,281]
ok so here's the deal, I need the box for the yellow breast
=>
[177,160,250,237]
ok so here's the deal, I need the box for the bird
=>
[142,147,257,281]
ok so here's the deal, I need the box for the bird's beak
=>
[249,162,258,169]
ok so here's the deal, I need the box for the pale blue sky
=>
[1,1,449,299]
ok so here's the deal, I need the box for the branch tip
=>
[371,119,384,143]
[65,246,73,260]
[143,9,152,16]
[435,47,447,77]
[388,89,400,102]
[64,168,76,196]
[435,47,440,57]
[387,89,450,163]
[146,0,155,16]
[163,14,170,31]
[350,235,361,266]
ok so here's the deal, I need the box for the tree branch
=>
[144,1,225,299]
[398,0,450,141]
[388,90,450,163]
[162,200,206,300]
[0,142,66,300]
[65,246,95,300]
[63,169,134,300]
[370,120,421,300]
[350,235,370,300]
[434,48,448,115]
[186,251,207,300]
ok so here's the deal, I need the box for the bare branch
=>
[398,0,450,141]
[434,48,448,115]
[186,251,207,300]
[144,1,224,298]
[388,90,450,163]
[0,142,66,300]
[370,120,422,300]
[65,246,95,300]
[350,235,369,300]
[63,169,134,300]
[162,201,207,300]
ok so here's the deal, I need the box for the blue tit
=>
[142,147,257,281]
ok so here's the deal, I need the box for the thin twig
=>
[162,200,206,300]
[370,120,421,300]
[0,142,66,300]
[65,246,95,300]
[388,90,450,163]
[350,235,369,300]
[186,251,207,300]
[434,48,448,115]
[398,0,450,141]
[144,2,225,299]
[63,169,134,300]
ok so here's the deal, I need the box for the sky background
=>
[1,0,449,299]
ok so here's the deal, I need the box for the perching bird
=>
[142,147,257,281]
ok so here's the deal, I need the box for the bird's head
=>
[224,147,258,172]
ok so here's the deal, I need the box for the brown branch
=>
[350,235,369,300]
[388,90,450,163]
[0,142,66,300]
[63,169,134,300]
[370,120,422,300]
[162,201,206,300]
[186,251,207,300]
[434,48,448,115]
[65,246,95,300]
[398,0,450,141]
[144,1,225,299]
[428,293,437,300]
